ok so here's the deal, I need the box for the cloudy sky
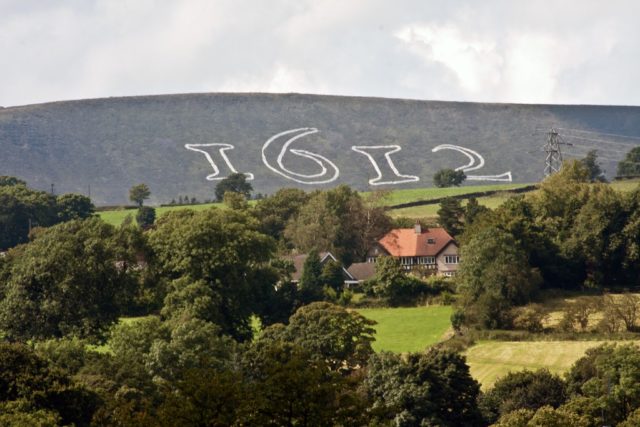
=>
[2,0,639,107]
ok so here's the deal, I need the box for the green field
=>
[364,183,531,206]
[464,340,640,389]
[98,202,225,225]
[98,183,530,225]
[356,305,453,353]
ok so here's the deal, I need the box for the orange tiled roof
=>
[378,227,455,257]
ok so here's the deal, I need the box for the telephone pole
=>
[543,128,573,176]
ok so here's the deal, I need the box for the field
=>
[363,183,530,206]
[98,183,531,225]
[355,305,453,353]
[464,340,640,389]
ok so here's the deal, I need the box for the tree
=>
[129,183,151,207]
[321,260,345,294]
[0,218,138,340]
[241,340,366,425]
[433,168,466,187]
[56,193,95,222]
[223,191,248,210]
[438,197,465,236]
[285,185,391,265]
[465,197,489,225]
[214,173,252,201]
[579,150,606,182]
[0,343,100,426]
[264,302,376,372]
[479,369,567,424]
[565,344,640,425]
[0,176,27,187]
[617,146,640,177]
[135,206,156,229]
[148,209,278,341]
[298,249,324,303]
[368,256,428,306]
[0,183,58,250]
[456,227,542,329]
[365,348,483,426]
[252,188,310,241]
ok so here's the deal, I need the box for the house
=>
[346,262,376,284]
[284,251,356,284]
[365,223,460,276]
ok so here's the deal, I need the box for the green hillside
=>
[2,93,639,204]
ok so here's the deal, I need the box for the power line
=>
[555,127,640,142]
[562,133,639,148]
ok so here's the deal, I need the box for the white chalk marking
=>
[431,144,512,182]
[185,143,254,181]
[262,128,340,184]
[351,145,420,185]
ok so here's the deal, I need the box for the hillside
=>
[1,93,639,204]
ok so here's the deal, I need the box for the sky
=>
[2,0,640,107]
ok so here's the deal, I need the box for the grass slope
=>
[356,305,453,353]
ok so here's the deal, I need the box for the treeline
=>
[0,176,95,250]
[451,160,640,330]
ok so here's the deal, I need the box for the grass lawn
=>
[464,340,640,389]
[355,305,453,353]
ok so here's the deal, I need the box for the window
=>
[444,255,459,264]
[443,271,456,277]
[427,238,436,244]
[400,257,414,266]
[367,257,377,263]
[418,257,435,264]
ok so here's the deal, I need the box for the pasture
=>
[356,305,453,353]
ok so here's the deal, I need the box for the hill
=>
[1,93,639,204]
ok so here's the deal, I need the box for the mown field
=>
[355,305,453,353]
[463,340,640,390]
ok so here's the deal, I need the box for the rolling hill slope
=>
[1,93,639,204]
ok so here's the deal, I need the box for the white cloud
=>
[1,0,640,106]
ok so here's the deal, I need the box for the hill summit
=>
[1,93,639,204]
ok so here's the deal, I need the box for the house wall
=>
[436,242,460,275]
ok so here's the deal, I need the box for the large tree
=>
[365,348,483,426]
[148,209,278,340]
[0,218,138,340]
[0,183,58,250]
[457,227,542,329]
[285,185,391,265]
[214,173,253,201]
[56,193,95,222]
[252,188,310,241]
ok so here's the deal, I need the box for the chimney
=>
[414,222,422,234]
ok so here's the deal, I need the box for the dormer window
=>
[427,238,436,244]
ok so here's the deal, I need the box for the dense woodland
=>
[1,154,640,425]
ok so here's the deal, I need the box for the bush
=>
[512,304,548,333]
[136,206,156,229]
